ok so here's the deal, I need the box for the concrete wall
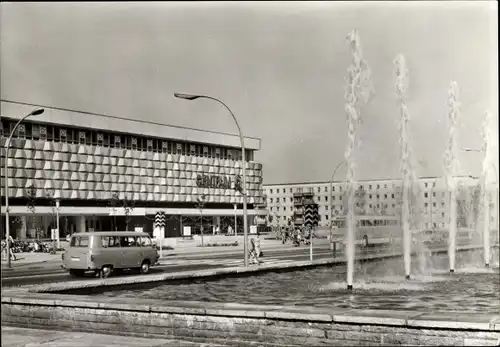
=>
[2,296,499,346]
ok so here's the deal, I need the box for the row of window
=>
[1,119,254,161]
[267,181,450,195]
[70,235,152,248]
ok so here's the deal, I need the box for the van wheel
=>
[69,269,85,278]
[362,235,369,248]
[140,260,150,274]
[100,265,112,279]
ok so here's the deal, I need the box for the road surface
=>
[1,240,482,287]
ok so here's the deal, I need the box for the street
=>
[1,243,339,287]
[1,239,484,287]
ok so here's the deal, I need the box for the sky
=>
[1,1,498,184]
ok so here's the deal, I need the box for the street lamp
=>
[3,108,44,268]
[329,160,346,254]
[174,93,250,267]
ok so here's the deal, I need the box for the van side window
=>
[70,236,89,248]
[120,236,137,247]
[102,236,120,248]
[137,236,152,247]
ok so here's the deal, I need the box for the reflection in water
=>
[95,250,499,315]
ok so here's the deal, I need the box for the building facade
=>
[263,176,499,231]
[1,100,265,240]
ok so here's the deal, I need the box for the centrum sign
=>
[196,174,242,191]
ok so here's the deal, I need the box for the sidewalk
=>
[1,326,221,347]
[1,251,65,269]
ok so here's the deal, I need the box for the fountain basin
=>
[2,246,499,346]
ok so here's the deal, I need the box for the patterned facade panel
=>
[3,140,264,204]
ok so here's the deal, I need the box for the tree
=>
[26,184,39,239]
[195,194,207,246]
[109,192,135,231]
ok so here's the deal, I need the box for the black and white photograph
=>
[1,1,498,346]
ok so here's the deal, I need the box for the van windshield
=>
[70,236,89,248]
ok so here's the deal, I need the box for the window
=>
[339,196,342,201]
[270,189,273,194]
[441,212,445,217]
[120,236,137,247]
[101,236,120,248]
[40,125,47,139]
[324,187,328,192]
[384,184,387,189]
[78,131,86,144]
[276,198,280,203]
[176,143,183,154]
[318,196,321,201]
[360,185,364,190]
[384,194,387,199]
[215,147,221,158]
[369,194,372,199]
[190,145,196,155]
[137,236,152,247]
[425,183,428,188]
[424,192,428,198]
[270,198,273,203]
[433,202,436,207]
[332,187,335,192]
[131,137,138,150]
[96,133,103,146]
[369,185,372,190]
[147,139,153,151]
[325,196,328,202]
[203,146,208,157]
[433,192,436,197]
[115,135,122,148]
[391,194,395,199]
[18,124,26,139]
[325,215,329,220]
[376,184,380,189]
[70,236,89,248]
[424,203,428,207]
[289,197,293,202]
[318,187,321,193]
[162,141,168,153]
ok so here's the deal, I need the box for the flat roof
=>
[0,100,261,150]
[263,175,481,186]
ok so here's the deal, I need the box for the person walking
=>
[248,238,261,265]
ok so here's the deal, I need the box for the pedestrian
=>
[248,238,261,265]
[216,225,220,235]
[255,232,263,258]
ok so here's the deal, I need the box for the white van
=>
[62,231,159,278]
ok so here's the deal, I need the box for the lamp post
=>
[329,161,345,253]
[3,108,44,268]
[174,93,250,267]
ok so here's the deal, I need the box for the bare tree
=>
[26,184,39,239]
[108,192,135,231]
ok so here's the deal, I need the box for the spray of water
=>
[444,81,460,272]
[394,54,413,279]
[481,111,493,266]
[344,29,374,290]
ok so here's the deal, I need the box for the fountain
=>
[444,81,460,273]
[343,29,373,290]
[394,54,413,280]
[481,110,493,267]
